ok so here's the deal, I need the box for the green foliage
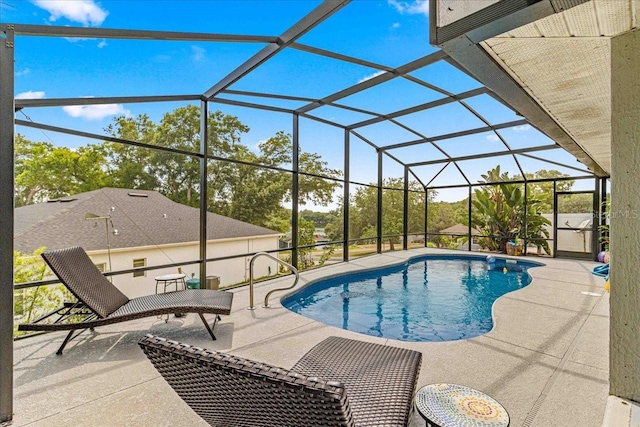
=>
[14,247,71,336]
[557,193,593,214]
[14,247,47,285]
[14,134,110,207]
[381,182,405,250]
[262,206,291,234]
[296,219,316,269]
[325,178,427,249]
[316,245,337,266]
[282,219,334,271]
[18,107,341,232]
[104,109,341,228]
[300,209,332,228]
[472,166,551,254]
[427,199,468,233]
[429,235,468,250]
[321,178,429,249]
[407,190,428,235]
[322,207,343,242]
[425,195,469,248]
[514,169,574,213]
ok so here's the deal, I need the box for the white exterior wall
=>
[542,213,594,253]
[206,237,279,288]
[86,236,279,298]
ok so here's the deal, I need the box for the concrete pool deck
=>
[10,248,609,426]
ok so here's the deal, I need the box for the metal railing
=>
[248,252,299,310]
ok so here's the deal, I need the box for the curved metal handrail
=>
[248,252,299,309]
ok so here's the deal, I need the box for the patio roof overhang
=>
[430,0,638,177]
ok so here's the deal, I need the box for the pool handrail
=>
[248,252,299,309]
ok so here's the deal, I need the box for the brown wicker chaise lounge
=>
[139,334,422,427]
[18,246,233,355]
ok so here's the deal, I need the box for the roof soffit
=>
[432,0,634,176]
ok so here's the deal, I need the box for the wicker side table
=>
[414,383,509,427]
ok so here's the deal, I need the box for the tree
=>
[472,166,551,254]
[105,108,342,229]
[103,113,159,192]
[325,178,427,250]
[17,107,341,229]
[14,134,110,207]
[296,219,317,270]
[210,131,341,227]
[380,181,412,250]
[14,247,70,336]
[322,207,343,242]
[280,218,335,271]
[513,169,574,213]
[557,193,593,214]
[428,201,462,232]
[299,210,332,228]
[104,108,250,208]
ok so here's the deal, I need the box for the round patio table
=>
[414,383,509,427]
[154,273,187,321]
[154,273,186,294]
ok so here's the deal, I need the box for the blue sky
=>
[2,0,593,205]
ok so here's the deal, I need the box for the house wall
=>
[86,236,279,298]
[610,27,640,403]
[436,0,500,27]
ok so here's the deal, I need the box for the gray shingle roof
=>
[439,224,481,236]
[15,188,282,254]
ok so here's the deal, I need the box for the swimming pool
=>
[282,254,543,342]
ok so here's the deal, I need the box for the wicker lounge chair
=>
[139,334,422,427]
[18,246,233,355]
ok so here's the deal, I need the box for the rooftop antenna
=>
[85,212,119,281]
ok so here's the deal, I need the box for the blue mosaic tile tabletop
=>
[415,383,509,427]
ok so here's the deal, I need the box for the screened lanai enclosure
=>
[2,3,609,269]
[0,1,613,420]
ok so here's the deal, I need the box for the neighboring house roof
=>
[15,188,282,253]
[439,224,482,236]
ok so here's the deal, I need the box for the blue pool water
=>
[282,255,543,342]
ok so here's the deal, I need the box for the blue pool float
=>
[592,264,609,278]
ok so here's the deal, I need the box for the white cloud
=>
[32,0,108,26]
[358,70,386,84]
[63,37,107,47]
[388,0,429,16]
[16,68,31,77]
[192,46,205,62]
[486,134,500,142]
[391,22,401,29]
[16,90,45,100]
[64,37,89,43]
[513,124,532,132]
[63,103,129,120]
